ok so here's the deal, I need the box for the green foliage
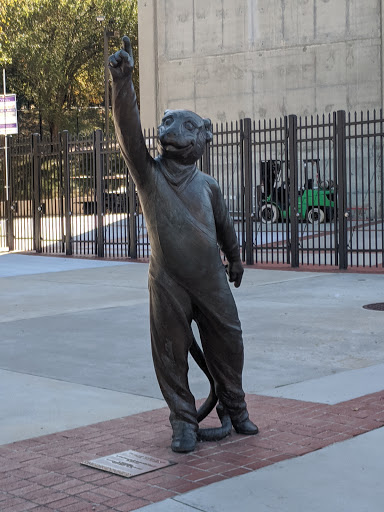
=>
[0,0,138,136]
[17,107,109,136]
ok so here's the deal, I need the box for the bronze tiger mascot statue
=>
[109,37,258,453]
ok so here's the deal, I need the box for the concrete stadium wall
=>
[138,0,384,129]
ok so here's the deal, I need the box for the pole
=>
[288,115,299,268]
[95,129,105,257]
[103,26,110,207]
[103,28,109,140]
[337,110,348,270]
[32,133,42,253]
[62,131,72,255]
[242,118,254,265]
[3,69,9,202]
[2,69,12,251]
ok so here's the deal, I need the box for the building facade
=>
[138,0,384,128]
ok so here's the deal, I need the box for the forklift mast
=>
[260,160,282,197]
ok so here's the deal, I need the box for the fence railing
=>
[1,110,383,269]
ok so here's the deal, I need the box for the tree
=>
[0,0,138,136]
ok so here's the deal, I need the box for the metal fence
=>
[0,110,383,269]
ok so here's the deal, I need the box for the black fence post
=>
[62,131,72,255]
[283,116,290,265]
[128,174,137,259]
[32,133,42,253]
[6,136,14,251]
[242,118,254,265]
[288,115,299,268]
[337,110,348,270]
[94,129,104,258]
[6,196,14,251]
[202,141,211,175]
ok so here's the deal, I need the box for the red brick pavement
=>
[0,391,383,512]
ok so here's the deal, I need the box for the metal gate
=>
[202,112,383,269]
[1,110,383,269]
[345,111,384,268]
[6,136,34,252]
[203,114,343,268]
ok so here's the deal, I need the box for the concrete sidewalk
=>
[0,252,383,511]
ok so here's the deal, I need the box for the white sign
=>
[0,94,18,135]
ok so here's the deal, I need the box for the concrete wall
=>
[138,0,383,128]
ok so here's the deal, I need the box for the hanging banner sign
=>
[0,94,18,135]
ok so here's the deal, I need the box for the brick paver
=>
[0,391,383,511]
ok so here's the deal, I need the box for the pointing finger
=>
[122,36,133,59]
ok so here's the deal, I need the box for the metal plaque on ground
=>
[82,450,175,478]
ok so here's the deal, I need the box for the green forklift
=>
[259,159,335,224]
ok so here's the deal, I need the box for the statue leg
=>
[193,283,258,434]
[149,273,198,452]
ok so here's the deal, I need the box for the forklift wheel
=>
[261,204,279,223]
[307,207,325,224]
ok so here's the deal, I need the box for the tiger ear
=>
[204,118,213,142]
